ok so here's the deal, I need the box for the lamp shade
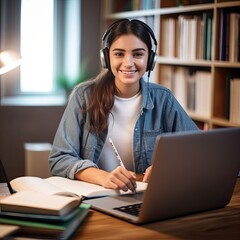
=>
[0,50,22,75]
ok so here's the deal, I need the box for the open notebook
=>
[84,128,240,224]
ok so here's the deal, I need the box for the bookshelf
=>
[102,0,240,129]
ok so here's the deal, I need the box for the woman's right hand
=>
[102,166,137,192]
[75,166,137,192]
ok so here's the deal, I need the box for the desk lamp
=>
[0,50,22,104]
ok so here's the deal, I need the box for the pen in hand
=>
[109,137,126,169]
[109,137,137,193]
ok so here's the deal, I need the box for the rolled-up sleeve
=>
[49,85,99,179]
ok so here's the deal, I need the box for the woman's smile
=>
[119,69,138,75]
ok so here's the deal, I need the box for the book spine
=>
[219,9,227,61]
[202,12,208,60]
[225,75,231,119]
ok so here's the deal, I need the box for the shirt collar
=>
[140,78,154,110]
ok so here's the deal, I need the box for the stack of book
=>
[0,190,90,239]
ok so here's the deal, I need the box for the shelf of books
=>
[102,0,240,129]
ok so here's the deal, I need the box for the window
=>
[20,0,54,93]
[1,0,99,100]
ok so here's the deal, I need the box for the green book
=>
[206,14,213,60]
[202,12,213,60]
[0,203,90,240]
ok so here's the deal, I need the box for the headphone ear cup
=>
[100,47,110,69]
[147,50,157,72]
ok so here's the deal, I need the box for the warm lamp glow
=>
[0,50,22,75]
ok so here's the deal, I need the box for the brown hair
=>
[84,70,118,136]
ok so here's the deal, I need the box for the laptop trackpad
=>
[84,192,144,222]
[86,192,143,208]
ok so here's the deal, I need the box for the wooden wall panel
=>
[0,105,65,180]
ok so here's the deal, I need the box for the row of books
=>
[160,12,213,60]
[226,76,240,124]
[110,0,213,12]
[111,0,159,13]
[219,9,240,62]
[176,0,213,6]
[160,66,212,117]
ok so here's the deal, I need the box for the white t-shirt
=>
[98,92,142,172]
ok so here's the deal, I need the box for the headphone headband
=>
[102,19,157,47]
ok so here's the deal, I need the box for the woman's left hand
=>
[142,165,152,182]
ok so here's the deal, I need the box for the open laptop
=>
[84,128,240,224]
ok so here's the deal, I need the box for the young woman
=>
[49,19,199,193]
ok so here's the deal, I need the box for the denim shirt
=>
[49,78,199,179]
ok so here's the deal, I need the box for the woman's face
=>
[109,34,149,97]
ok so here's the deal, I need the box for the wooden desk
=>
[74,178,240,240]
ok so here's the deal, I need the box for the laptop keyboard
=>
[113,203,142,217]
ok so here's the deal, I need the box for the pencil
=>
[108,137,126,168]
[109,138,137,193]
